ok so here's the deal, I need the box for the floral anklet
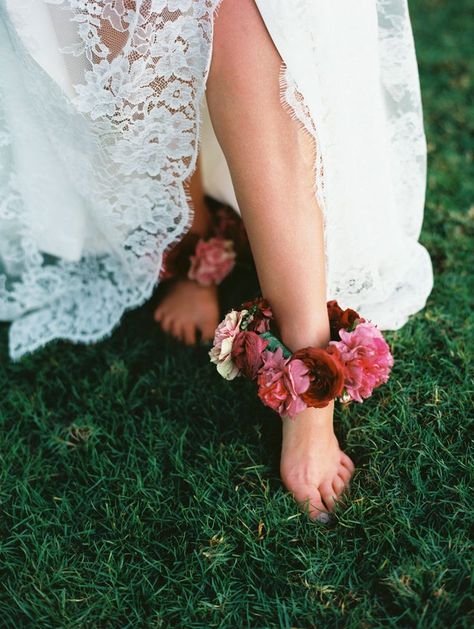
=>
[159,205,249,286]
[209,297,394,420]
[187,236,236,286]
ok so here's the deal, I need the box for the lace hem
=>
[1,0,222,360]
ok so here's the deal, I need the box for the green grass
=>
[1,1,473,626]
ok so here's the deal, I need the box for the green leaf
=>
[260,332,292,358]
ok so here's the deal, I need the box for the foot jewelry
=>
[209,297,394,420]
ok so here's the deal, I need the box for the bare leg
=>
[154,159,220,345]
[207,0,355,519]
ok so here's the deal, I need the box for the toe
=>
[171,319,184,341]
[154,306,165,322]
[307,489,330,522]
[160,313,173,333]
[319,480,337,512]
[183,323,197,346]
[332,474,346,498]
[340,452,355,475]
[293,487,328,521]
[338,464,352,485]
[200,322,216,343]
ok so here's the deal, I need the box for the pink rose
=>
[188,237,236,286]
[209,309,248,380]
[329,322,394,403]
[257,348,310,419]
[231,331,268,380]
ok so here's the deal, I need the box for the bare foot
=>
[154,278,220,345]
[280,401,355,521]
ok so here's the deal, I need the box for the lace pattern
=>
[0,0,220,359]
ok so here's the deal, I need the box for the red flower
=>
[291,347,345,408]
[231,331,268,380]
[214,206,249,252]
[327,300,362,340]
[241,297,273,333]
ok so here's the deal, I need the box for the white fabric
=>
[0,0,433,360]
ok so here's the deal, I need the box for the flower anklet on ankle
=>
[159,205,248,286]
[209,297,394,420]
[187,237,236,286]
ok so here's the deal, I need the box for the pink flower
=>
[231,331,268,380]
[329,322,394,403]
[209,309,248,380]
[257,348,310,419]
[188,237,236,286]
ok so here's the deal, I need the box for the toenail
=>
[316,512,331,524]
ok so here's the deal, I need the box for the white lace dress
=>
[0,1,433,360]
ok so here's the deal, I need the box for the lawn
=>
[0,1,472,627]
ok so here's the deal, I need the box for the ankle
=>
[279,316,330,352]
[189,198,212,238]
[282,403,335,434]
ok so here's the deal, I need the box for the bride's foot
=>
[280,401,355,521]
[154,278,220,345]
